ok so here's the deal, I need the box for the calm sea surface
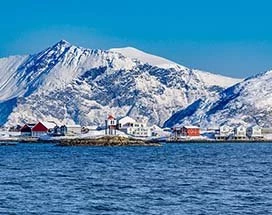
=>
[0,142,272,214]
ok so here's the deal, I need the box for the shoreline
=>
[165,139,272,143]
[1,136,272,146]
[0,136,161,146]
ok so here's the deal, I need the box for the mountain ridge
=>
[0,40,242,127]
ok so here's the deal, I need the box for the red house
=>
[31,121,57,137]
[20,123,36,136]
[181,126,200,137]
[173,126,200,137]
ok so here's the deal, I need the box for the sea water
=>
[0,143,272,214]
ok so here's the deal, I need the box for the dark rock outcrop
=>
[57,136,161,146]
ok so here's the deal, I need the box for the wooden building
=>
[173,126,200,138]
[180,126,200,136]
[31,121,56,137]
[20,123,36,136]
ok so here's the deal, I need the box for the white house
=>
[117,116,151,137]
[126,122,151,137]
[215,125,232,140]
[150,125,164,137]
[60,125,82,136]
[234,125,247,140]
[247,126,263,139]
[117,116,136,129]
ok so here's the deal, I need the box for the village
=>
[0,115,166,141]
[0,114,272,143]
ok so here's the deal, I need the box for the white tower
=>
[105,115,117,135]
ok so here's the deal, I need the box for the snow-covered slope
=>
[110,47,241,88]
[194,69,243,88]
[110,47,188,70]
[0,40,241,127]
[0,55,29,101]
[165,70,272,128]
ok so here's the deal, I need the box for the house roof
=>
[32,121,57,132]
[220,125,231,128]
[118,116,136,124]
[235,125,246,129]
[173,125,199,130]
[21,123,36,132]
[41,121,57,129]
[107,115,116,120]
[249,125,261,129]
[183,126,199,129]
[65,125,81,128]
[24,123,36,128]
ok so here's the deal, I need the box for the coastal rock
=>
[57,136,161,147]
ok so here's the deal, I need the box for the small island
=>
[57,136,161,147]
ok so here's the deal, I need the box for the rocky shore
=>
[57,136,161,147]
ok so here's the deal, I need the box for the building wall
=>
[21,132,32,137]
[234,127,246,137]
[247,126,263,137]
[32,131,47,137]
[126,126,151,137]
[261,128,272,134]
[219,126,232,136]
[105,119,117,135]
[181,127,200,136]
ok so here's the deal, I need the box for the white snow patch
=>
[194,69,242,88]
[109,47,187,70]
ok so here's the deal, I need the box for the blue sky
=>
[1,0,272,78]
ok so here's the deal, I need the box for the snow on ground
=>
[71,129,129,139]
[264,134,272,140]
[0,131,10,138]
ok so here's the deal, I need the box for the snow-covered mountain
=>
[164,70,272,128]
[0,40,241,127]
